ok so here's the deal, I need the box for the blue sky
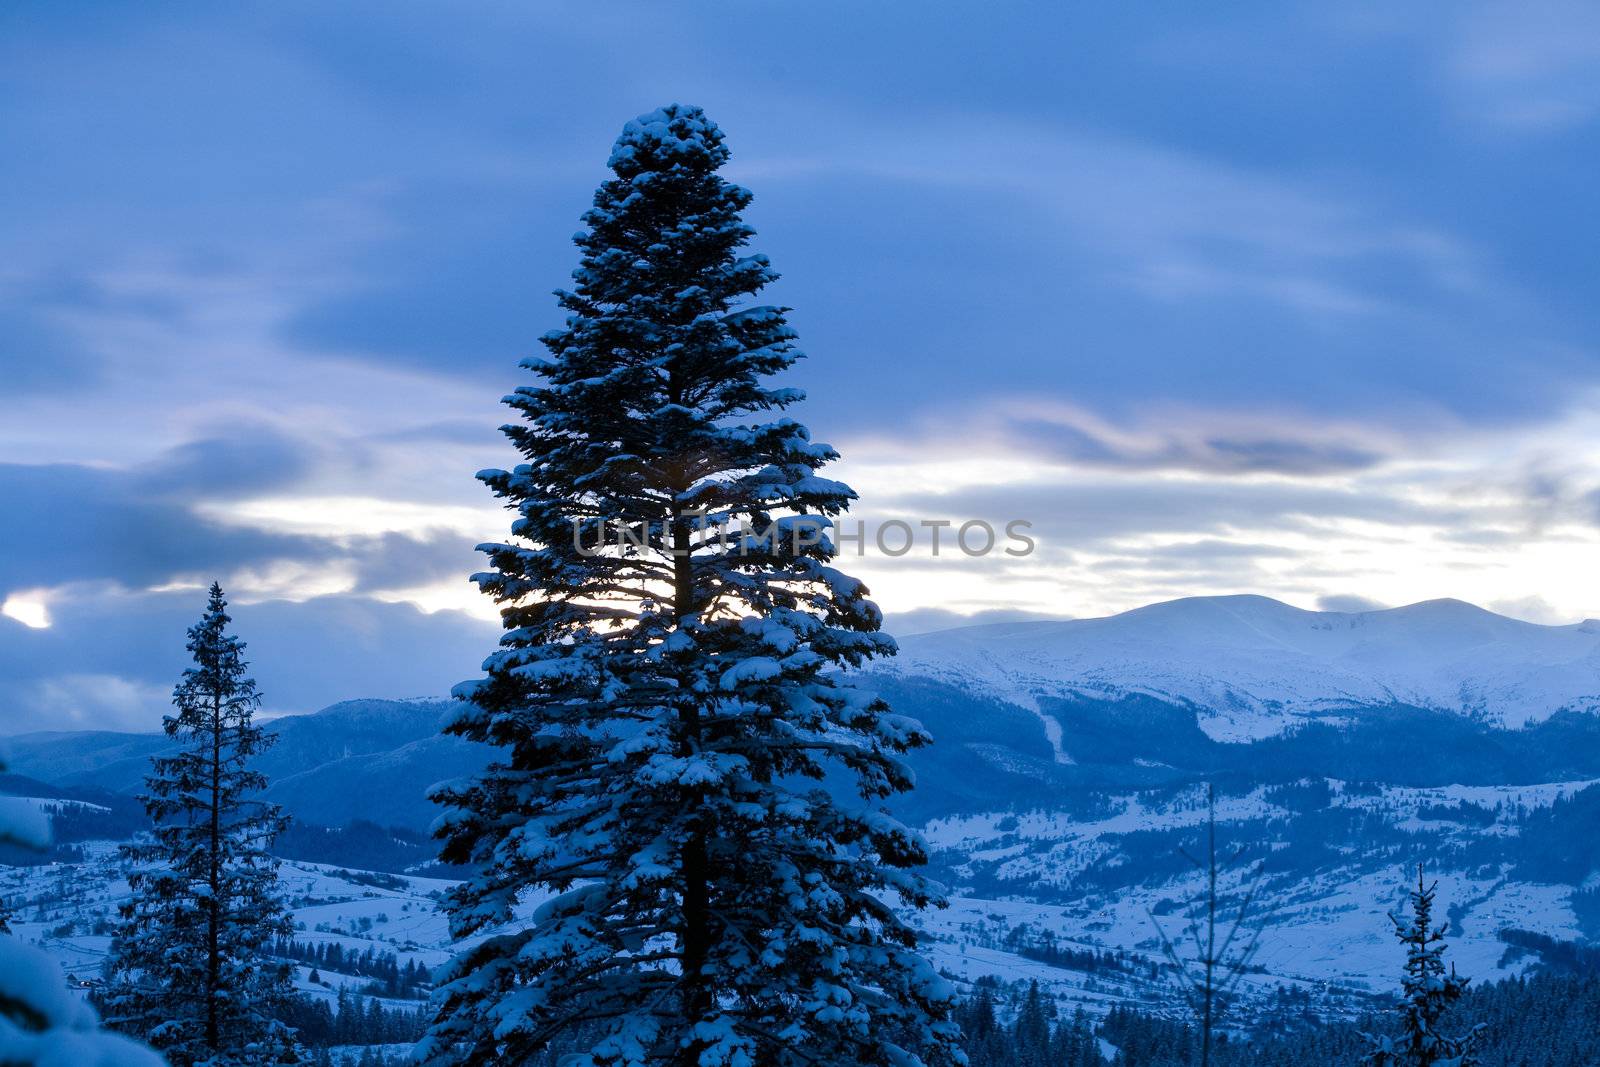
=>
[6,2,1600,730]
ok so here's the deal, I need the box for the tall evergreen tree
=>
[954,985,1006,1067]
[1050,1008,1101,1067]
[1363,865,1485,1067]
[420,104,961,1067]
[1012,981,1052,1067]
[103,583,298,1066]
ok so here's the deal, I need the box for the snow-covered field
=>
[8,777,1587,1030]
[4,840,1226,1022]
[919,778,1593,1009]
[2,846,471,1014]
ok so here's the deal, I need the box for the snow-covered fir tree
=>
[1011,981,1052,1067]
[103,583,299,1066]
[420,104,962,1067]
[0,757,164,1067]
[1363,865,1485,1067]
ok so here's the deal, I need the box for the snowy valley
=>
[6,594,1600,1053]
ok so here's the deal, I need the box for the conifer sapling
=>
[1363,864,1485,1067]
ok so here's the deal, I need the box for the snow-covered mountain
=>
[2,699,478,831]
[8,595,1600,1023]
[844,594,1600,1016]
[890,595,1600,743]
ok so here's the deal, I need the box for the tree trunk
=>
[1201,788,1216,1067]
[207,687,223,1053]
[672,503,712,1065]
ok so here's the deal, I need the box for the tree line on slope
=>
[958,953,1600,1066]
[993,968,1600,1067]
[273,939,432,1001]
[275,988,428,1050]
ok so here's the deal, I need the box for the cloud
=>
[880,477,1468,547]
[348,530,482,596]
[279,182,577,378]
[0,586,499,734]
[832,396,1600,625]
[0,303,100,394]
[8,0,1600,730]
[988,403,1392,476]
[8,672,171,735]
[134,424,318,498]
[1485,594,1570,625]
[1317,593,1390,613]
[58,14,1568,440]
[0,457,333,597]
[2,1,1595,476]
[881,606,1073,638]
[1443,1,1600,133]
[0,426,480,606]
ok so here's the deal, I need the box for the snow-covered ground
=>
[2,847,463,1010]
[8,783,1583,1032]
[919,777,1593,1009]
[3,838,1279,1023]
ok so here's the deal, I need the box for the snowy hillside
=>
[890,595,1600,742]
[7,596,1600,1035]
[921,777,1599,991]
[7,776,1594,1035]
[2,699,478,832]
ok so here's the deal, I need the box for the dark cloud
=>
[5,1,1600,436]
[8,1,1600,731]
[0,269,206,394]
[0,427,450,599]
[365,418,505,447]
[349,530,481,595]
[134,423,317,498]
[1007,417,1388,476]
[0,460,332,596]
[1201,437,1385,476]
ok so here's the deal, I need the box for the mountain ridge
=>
[886,594,1600,742]
[7,595,1600,1010]
[8,594,1600,828]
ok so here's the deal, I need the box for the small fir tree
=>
[420,104,961,1067]
[103,583,299,1066]
[1363,865,1485,1067]
[1147,784,1267,1067]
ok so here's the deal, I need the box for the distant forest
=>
[957,955,1600,1066]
